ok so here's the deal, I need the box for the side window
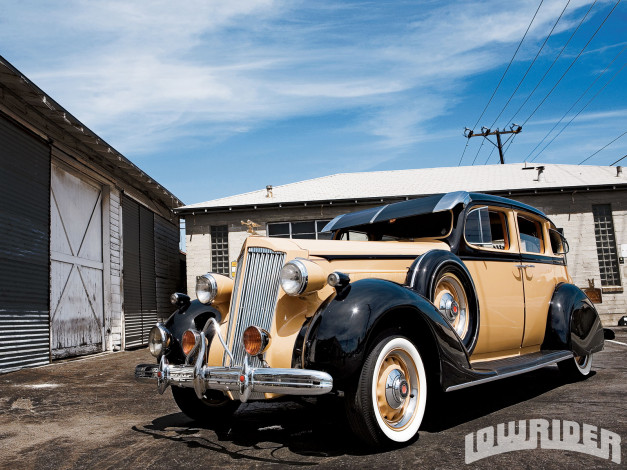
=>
[465,207,509,250]
[549,228,566,255]
[517,215,544,254]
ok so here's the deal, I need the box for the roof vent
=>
[536,166,545,182]
[617,166,623,177]
[266,185,273,198]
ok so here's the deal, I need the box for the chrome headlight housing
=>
[148,323,171,358]
[280,259,309,296]
[196,273,218,304]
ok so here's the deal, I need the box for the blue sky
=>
[1,0,625,205]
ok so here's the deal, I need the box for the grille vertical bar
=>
[224,247,285,368]
[223,255,243,366]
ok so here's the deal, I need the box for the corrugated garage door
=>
[50,164,104,359]
[0,114,51,372]
[154,215,180,321]
[122,196,157,347]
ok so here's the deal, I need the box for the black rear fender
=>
[542,283,604,356]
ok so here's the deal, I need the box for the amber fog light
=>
[181,329,199,357]
[243,326,271,356]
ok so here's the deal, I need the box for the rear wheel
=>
[346,335,427,446]
[558,354,593,380]
[430,265,478,351]
[171,386,239,422]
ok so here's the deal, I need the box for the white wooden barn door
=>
[50,165,104,358]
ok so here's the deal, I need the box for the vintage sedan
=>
[136,191,604,445]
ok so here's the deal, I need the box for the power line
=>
[460,1,544,166]
[530,55,627,162]
[611,154,627,166]
[458,138,470,166]
[505,0,598,126]
[483,146,496,165]
[489,0,572,129]
[470,0,544,132]
[579,129,627,165]
[519,0,621,128]
[528,43,627,161]
[471,138,486,165]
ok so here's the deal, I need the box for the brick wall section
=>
[184,190,626,325]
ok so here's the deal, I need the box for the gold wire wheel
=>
[433,273,469,339]
[374,348,419,431]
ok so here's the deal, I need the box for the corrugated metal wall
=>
[0,114,51,372]
[123,196,179,347]
[154,215,180,321]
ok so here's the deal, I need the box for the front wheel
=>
[171,386,240,422]
[346,335,427,446]
[558,354,593,380]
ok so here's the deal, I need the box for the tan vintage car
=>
[136,191,604,446]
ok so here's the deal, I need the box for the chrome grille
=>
[224,247,285,368]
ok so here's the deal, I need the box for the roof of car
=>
[321,191,548,232]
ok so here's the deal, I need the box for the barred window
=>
[210,225,229,275]
[592,204,621,287]
[267,220,332,240]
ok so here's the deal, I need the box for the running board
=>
[445,350,573,392]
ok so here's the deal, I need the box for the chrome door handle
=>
[515,264,535,269]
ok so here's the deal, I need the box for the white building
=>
[178,163,627,326]
[0,56,184,372]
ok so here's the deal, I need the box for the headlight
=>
[148,323,171,358]
[280,260,308,296]
[280,259,327,296]
[195,273,234,304]
[196,274,218,304]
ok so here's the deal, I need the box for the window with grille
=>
[592,204,621,287]
[267,220,332,240]
[211,225,229,275]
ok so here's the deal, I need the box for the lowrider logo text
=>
[465,419,621,464]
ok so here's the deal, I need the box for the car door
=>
[462,205,525,358]
[514,212,559,348]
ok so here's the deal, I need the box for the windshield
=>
[335,210,453,241]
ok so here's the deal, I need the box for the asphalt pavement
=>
[1,329,625,469]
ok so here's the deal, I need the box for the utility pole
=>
[463,124,522,164]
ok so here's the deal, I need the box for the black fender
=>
[302,278,480,391]
[163,300,222,363]
[542,283,604,356]
[406,249,480,353]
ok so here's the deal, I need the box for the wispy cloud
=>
[0,0,617,160]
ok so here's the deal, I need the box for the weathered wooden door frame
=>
[50,154,111,356]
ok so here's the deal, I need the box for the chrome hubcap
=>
[439,292,460,322]
[385,368,409,409]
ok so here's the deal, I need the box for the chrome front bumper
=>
[135,325,333,403]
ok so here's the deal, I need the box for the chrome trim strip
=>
[445,351,573,392]
[369,204,389,224]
